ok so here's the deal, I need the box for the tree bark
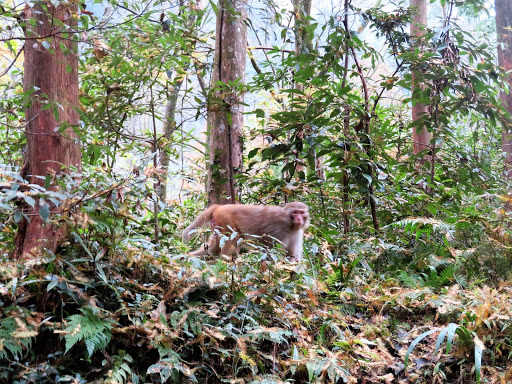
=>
[14,1,81,258]
[207,0,247,205]
[290,0,313,179]
[410,0,431,156]
[496,0,512,178]
[159,0,200,202]
[293,0,313,56]
[159,77,184,202]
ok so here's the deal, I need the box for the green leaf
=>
[39,201,50,223]
[248,148,259,159]
[47,279,59,292]
[474,336,483,384]
[52,104,60,121]
[14,209,23,223]
[434,323,457,355]
[404,329,437,370]
[261,144,289,160]
[362,173,372,186]
[255,108,265,118]
[72,232,94,258]
[24,195,36,208]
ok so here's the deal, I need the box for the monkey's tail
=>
[182,205,218,242]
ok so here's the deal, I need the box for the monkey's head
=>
[285,202,310,230]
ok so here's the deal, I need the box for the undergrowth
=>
[1,171,512,383]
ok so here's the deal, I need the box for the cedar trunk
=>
[496,0,512,178]
[14,1,81,258]
[207,0,247,205]
[410,0,431,156]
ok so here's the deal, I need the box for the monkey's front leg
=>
[286,231,304,262]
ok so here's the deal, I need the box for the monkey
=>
[182,202,310,261]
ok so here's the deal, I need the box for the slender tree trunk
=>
[342,105,350,234]
[341,0,351,233]
[159,0,200,201]
[291,0,313,178]
[14,1,81,258]
[496,0,512,178]
[159,77,184,202]
[410,0,431,157]
[293,0,313,55]
[207,0,247,205]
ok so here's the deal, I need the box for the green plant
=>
[405,323,484,383]
[105,351,137,384]
[63,306,116,358]
[0,315,35,360]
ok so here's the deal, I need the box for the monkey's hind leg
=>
[188,234,221,257]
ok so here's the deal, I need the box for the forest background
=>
[1,0,512,382]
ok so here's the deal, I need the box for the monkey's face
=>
[289,207,309,230]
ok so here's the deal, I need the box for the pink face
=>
[290,208,308,229]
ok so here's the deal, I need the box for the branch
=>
[0,43,24,77]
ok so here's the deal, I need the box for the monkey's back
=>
[212,204,290,239]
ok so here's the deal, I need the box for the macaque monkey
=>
[182,202,310,261]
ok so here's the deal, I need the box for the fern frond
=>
[453,271,467,288]
[398,271,424,288]
[63,306,114,358]
[440,265,455,281]
[390,217,454,239]
[104,351,135,384]
[0,316,36,360]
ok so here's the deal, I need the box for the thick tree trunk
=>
[14,1,81,258]
[410,0,431,156]
[496,0,512,178]
[207,0,247,205]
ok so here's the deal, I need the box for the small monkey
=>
[182,202,310,261]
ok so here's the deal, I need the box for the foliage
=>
[0,313,35,360]
[404,323,484,384]
[62,306,115,358]
[1,0,512,382]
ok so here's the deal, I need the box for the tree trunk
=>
[293,0,313,56]
[159,77,184,202]
[496,0,512,178]
[159,0,200,202]
[14,1,81,258]
[410,0,431,156]
[207,0,247,205]
[291,0,313,179]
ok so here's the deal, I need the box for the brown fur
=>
[182,202,310,260]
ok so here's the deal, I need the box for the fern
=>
[398,270,425,288]
[63,306,114,358]
[453,270,467,287]
[391,217,453,236]
[399,266,456,289]
[439,265,456,282]
[105,351,135,384]
[0,316,36,360]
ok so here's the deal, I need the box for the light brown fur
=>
[182,202,310,261]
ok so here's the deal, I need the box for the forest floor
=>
[1,249,512,383]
